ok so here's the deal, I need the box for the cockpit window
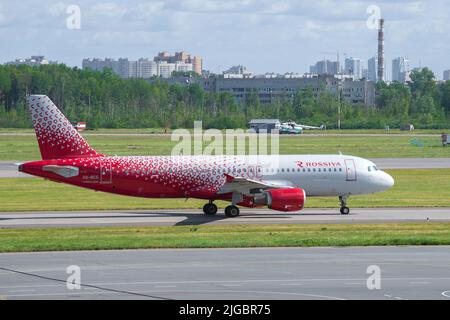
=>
[368,166,372,172]
[368,165,379,172]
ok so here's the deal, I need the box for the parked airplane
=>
[19,95,394,217]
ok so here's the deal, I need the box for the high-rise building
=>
[378,18,385,81]
[309,60,340,75]
[154,51,202,75]
[345,57,362,79]
[362,68,368,80]
[157,61,176,78]
[190,56,203,75]
[367,57,378,82]
[137,58,158,78]
[444,70,450,81]
[83,58,159,78]
[392,57,410,83]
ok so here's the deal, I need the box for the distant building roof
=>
[249,119,280,124]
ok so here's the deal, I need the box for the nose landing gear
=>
[339,196,350,215]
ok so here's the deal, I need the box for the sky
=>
[0,0,449,80]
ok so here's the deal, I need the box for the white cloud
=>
[0,0,449,78]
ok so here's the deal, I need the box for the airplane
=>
[282,120,325,131]
[19,95,394,217]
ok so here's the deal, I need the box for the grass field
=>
[1,133,449,161]
[1,169,449,212]
[0,223,449,252]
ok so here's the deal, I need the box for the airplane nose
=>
[382,172,395,189]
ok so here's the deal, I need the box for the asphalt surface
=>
[1,246,450,300]
[1,208,449,228]
[1,158,450,178]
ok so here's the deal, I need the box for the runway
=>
[1,158,450,178]
[1,246,450,300]
[1,207,450,228]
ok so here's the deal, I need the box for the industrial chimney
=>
[377,18,385,82]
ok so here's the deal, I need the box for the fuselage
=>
[20,154,394,201]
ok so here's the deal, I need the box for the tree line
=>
[0,64,449,129]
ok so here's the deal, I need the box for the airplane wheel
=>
[340,206,350,215]
[225,205,240,218]
[203,203,218,215]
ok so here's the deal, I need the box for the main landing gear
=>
[202,201,240,217]
[339,196,350,215]
[203,201,218,215]
[224,205,240,218]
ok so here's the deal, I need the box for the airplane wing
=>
[217,174,294,195]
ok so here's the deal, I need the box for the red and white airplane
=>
[19,95,394,217]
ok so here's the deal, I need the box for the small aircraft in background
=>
[279,121,325,134]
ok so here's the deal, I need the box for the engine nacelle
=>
[265,188,306,212]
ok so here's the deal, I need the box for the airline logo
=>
[295,161,342,168]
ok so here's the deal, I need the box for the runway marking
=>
[0,266,171,300]
[384,294,407,300]
[8,289,35,293]
[222,284,241,287]
[3,289,346,300]
[2,276,450,289]
[409,282,431,285]
[280,283,302,286]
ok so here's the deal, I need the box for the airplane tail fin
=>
[27,95,101,160]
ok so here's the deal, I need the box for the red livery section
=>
[20,156,249,200]
[27,95,100,160]
[266,188,306,212]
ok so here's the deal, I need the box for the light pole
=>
[338,89,341,131]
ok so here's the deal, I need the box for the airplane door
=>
[100,159,112,184]
[344,159,357,181]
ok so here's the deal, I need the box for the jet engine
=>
[264,188,306,212]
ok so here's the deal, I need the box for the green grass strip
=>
[1,223,450,252]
